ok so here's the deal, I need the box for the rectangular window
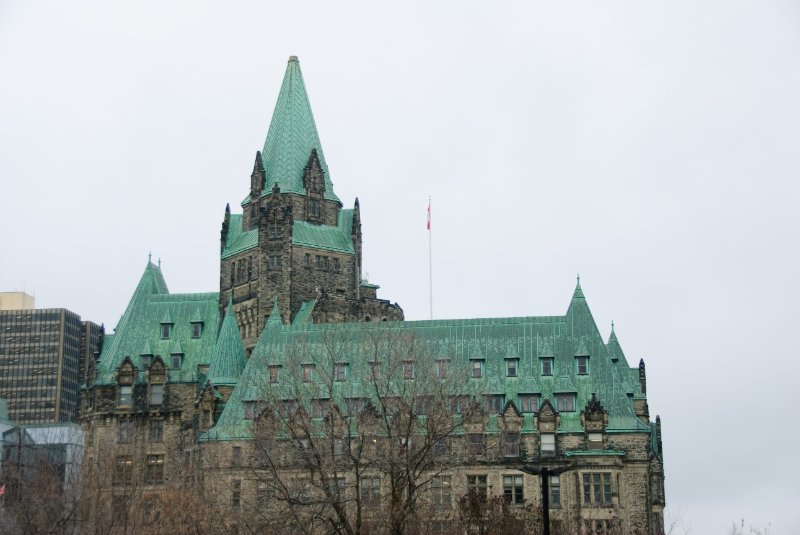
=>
[576,356,589,375]
[519,394,539,413]
[334,363,347,382]
[332,258,340,273]
[149,384,163,405]
[257,480,273,505]
[114,456,132,485]
[231,479,242,508]
[191,322,203,338]
[540,433,555,455]
[449,396,469,414]
[293,478,312,504]
[466,475,488,502]
[145,454,165,485]
[309,199,321,217]
[582,472,613,507]
[588,432,603,450]
[503,432,520,457]
[321,256,329,271]
[268,223,281,238]
[541,357,553,376]
[269,366,279,383]
[141,354,153,368]
[232,446,242,467]
[171,354,183,369]
[302,364,314,382]
[555,394,576,412]
[346,398,364,416]
[506,359,518,377]
[160,323,172,339]
[149,419,164,443]
[484,395,504,413]
[304,253,311,267]
[430,475,452,509]
[268,252,282,270]
[403,361,415,380]
[437,359,448,379]
[433,437,449,457]
[244,401,258,420]
[467,433,485,456]
[118,420,134,444]
[312,399,330,418]
[471,359,484,378]
[503,475,524,504]
[369,361,380,381]
[360,476,381,505]
[550,475,561,507]
[119,386,132,408]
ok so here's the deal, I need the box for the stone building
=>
[81,57,665,535]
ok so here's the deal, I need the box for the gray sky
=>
[1,1,798,533]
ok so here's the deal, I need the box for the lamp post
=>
[520,464,574,535]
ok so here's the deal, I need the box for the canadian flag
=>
[427,200,431,230]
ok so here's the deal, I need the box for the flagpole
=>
[428,197,433,320]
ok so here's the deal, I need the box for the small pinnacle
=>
[289,55,298,62]
[158,258,161,268]
[611,320,615,331]
[148,251,152,264]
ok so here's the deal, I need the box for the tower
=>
[219,57,403,351]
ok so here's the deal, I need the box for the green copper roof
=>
[206,285,649,442]
[291,208,354,253]
[261,57,340,203]
[207,300,247,386]
[221,214,258,259]
[292,300,317,325]
[95,262,219,385]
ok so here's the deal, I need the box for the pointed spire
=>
[261,56,340,202]
[266,298,283,327]
[207,298,247,386]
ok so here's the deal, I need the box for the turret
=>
[639,358,647,395]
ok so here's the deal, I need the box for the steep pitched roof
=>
[221,214,258,259]
[95,262,219,385]
[207,299,247,386]
[260,56,340,203]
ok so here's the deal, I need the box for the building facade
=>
[0,305,101,423]
[81,57,665,535]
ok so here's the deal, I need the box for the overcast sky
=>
[1,1,798,533]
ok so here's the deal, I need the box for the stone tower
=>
[219,56,403,351]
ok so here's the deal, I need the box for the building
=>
[0,304,101,423]
[0,292,35,311]
[82,57,665,535]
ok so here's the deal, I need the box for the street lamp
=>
[519,464,575,535]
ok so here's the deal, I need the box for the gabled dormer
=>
[116,356,137,409]
[581,393,608,449]
[303,149,326,224]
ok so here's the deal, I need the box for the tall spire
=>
[261,56,340,202]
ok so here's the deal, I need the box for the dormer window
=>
[541,357,554,376]
[519,394,539,413]
[309,199,321,218]
[302,364,315,382]
[436,359,449,379]
[170,353,183,370]
[141,354,153,369]
[555,394,576,412]
[160,323,173,339]
[506,357,518,377]
[269,365,280,383]
[334,363,348,382]
[576,356,589,375]
[191,322,203,338]
[470,358,484,378]
[403,361,415,380]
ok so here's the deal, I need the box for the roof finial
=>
[148,251,152,264]
[158,257,161,268]
[577,273,581,286]
[611,320,615,332]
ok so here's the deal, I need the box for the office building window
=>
[503,475,524,504]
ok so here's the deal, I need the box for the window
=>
[334,439,345,457]
[369,361,380,381]
[466,475,488,502]
[118,420,134,443]
[506,358,518,377]
[549,475,561,507]
[433,437,449,457]
[268,223,281,238]
[467,433,485,456]
[332,257,340,273]
[309,199,321,217]
[244,401,258,420]
[118,385,132,407]
[268,251,282,270]
[149,419,164,442]
[450,396,469,414]
[302,364,314,382]
[436,359,448,379]
[588,432,603,450]
[334,363,347,382]
[403,361,415,380]
[149,384,163,405]
[141,354,153,368]
[145,454,165,485]
[576,356,589,375]
[586,519,614,534]
[191,322,203,338]
[312,399,330,418]
[540,433,555,455]
[114,456,132,485]
[541,357,553,376]
[555,394,576,412]
[430,475,452,509]
[503,475,524,504]
[320,256,329,271]
[293,478,312,504]
[304,253,311,267]
[360,476,380,505]
[471,359,484,378]
[257,480,273,505]
[269,366,280,383]
[232,446,242,467]
[160,323,172,339]
[231,479,242,507]
[503,432,520,457]
[484,395,504,413]
[171,353,183,369]
[582,472,613,506]
[332,477,346,501]
[346,398,364,416]
[519,394,539,413]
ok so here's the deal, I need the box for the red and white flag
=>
[427,199,431,230]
